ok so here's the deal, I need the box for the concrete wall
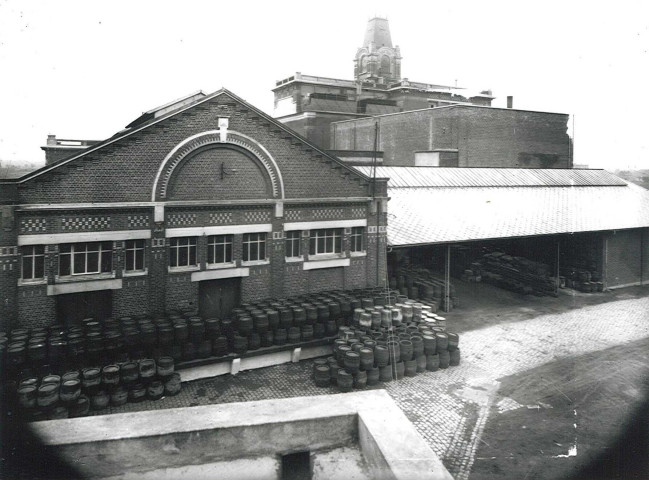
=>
[332,106,572,168]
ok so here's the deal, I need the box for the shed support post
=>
[445,244,451,313]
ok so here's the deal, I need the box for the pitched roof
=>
[3,89,372,186]
[355,167,649,246]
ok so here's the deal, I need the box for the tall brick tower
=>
[354,17,402,85]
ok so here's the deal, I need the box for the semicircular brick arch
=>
[152,130,285,201]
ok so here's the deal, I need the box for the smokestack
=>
[506,96,513,109]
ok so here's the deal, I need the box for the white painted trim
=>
[303,258,350,270]
[47,279,122,296]
[191,268,250,282]
[350,251,367,257]
[16,197,372,210]
[166,224,272,238]
[241,259,270,267]
[284,219,367,231]
[18,230,151,246]
[151,129,285,201]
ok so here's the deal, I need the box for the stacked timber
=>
[472,252,557,297]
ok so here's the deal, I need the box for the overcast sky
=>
[1,0,648,170]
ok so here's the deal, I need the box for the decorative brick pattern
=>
[127,215,150,229]
[351,207,366,218]
[61,216,111,231]
[167,213,197,227]
[312,208,344,220]
[244,210,271,223]
[285,210,302,221]
[20,218,48,233]
[208,212,233,224]
[0,246,18,256]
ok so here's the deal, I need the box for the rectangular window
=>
[243,233,266,262]
[309,229,343,255]
[21,245,45,280]
[285,231,301,258]
[169,237,198,268]
[125,240,146,272]
[207,235,233,264]
[59,242,113,276]
[351,227,364,252]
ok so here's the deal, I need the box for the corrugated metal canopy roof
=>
[351,167,649,245]
[355,166,628,187]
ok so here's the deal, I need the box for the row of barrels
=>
[14,357,182,421]
[313,315,461,391]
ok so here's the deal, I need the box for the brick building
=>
[0,89,388,331]
[331,105,572,168]
[272,17,494,150]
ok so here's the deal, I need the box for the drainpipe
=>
[445,245,451,313]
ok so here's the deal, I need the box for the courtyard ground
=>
[56,283,649,479]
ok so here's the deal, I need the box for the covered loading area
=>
[356,166,649,311]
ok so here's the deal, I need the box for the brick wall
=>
[18,94,370,204]
[332,106,571,168]
[166,272,198,312]
[241,265,272,302]
[16,284,54,330]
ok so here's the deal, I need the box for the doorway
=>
[199,277,241,319]
[56,290,113,325]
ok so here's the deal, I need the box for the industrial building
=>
[0,90,388,330]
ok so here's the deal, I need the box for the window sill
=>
[206,262,237,270]
[285,257,304,263]
[350,251,367,258]
[168,266,200,274]
[241,259,270,267]
[17,278,47,287]
[307,253,345,261]
[123,269,148,278]
[56,273,116,283]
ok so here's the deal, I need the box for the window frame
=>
[59,241,113,277]
[169,237,198,269]
[309,228,343,256]
[124,239,146,273]
[21,245,45,281]
[350,226,365,253]
[207,234,234,266]
[242,232,267,263]
[285,230,302,259]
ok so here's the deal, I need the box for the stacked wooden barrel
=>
[311,291,461,391]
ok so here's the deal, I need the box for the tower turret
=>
[354,17,401,85]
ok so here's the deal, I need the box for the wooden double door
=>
[199,277,241,320]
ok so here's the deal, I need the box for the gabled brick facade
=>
[0,89,388,330]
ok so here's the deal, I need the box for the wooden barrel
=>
[138,359,156,383]
[404,359,417,377]
[156,357,174,378]
[436,333,449,351]
[82,367,101,390]
[343,351,361,374]
[110,386,128,406]
[354,370,367,389]
[438,350,450,369]
[102,365,120,387]
[274,328,287,346]
[337,370,353,393]
[69,395,90,418]
[147,380,164,400]
[378,365,393,382]
[366,367,380,386]
[416,354,427,373]
[90,390,109,410]
[248,332,261,351]
[422,335,437,355]
[18,385,37,409]
[232,335,248,354]
[449,348,461,366]
[164,373,182,396]
[374,345,389,367]
[59,379,81,404]
[212,336,229,356]
[399,340,413,362]
[313,365,331,387]
[447,332,459,351]
[128,383,147,403]
[120,362,139,385]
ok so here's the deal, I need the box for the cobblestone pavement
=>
[88,296,649,479]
